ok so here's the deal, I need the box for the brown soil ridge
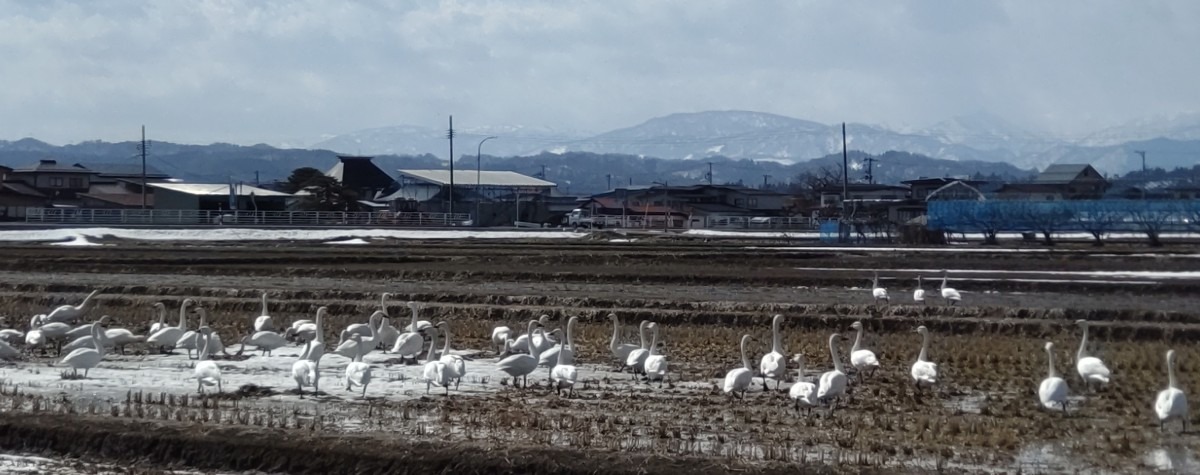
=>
[0,413,846,475]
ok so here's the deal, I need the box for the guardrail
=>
[24,208,472,227]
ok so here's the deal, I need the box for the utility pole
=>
[863,156,878,184]
[706,162,714,185]
[536,164,547,179]
[476,135,497,227]
[137,125,148,209]
[841,122,849,242]
[1135,150,1147,173]
[606,174,612,190]
[762,174,771,189]
[447,116,455,219]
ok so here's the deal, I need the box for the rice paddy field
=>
[0,232,1198,474]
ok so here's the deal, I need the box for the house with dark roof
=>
[816,183,910,208]
[325,155,399,201]
[5,159,99,204]
[996,164,1109,200]
[902,177,989,201]
[576,184,791,228]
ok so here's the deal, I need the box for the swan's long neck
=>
[380,294,388,315]
[648,325,659,356]
[300,339,311,360]
[771,316,782,354]
[409,306,419,330]
[917,276,922,288]
[918,331,929,362]
[78,290,97,311]
[638,323,648,349]
[200,332,211,360]
[1077,325,1089,360]
[425,331,439,361]
[315,309,325,344]
[739,336,751,371]
[558,319,575,366]
[1167,352,1178,389]
[941,274,948,290]
[852,325,864,352]
[178,301,190,329]
[91,324,104,354]
[872,273,879,288]
[829,336,843,373]
[609,318,620,351]
[156,306,166,325]
[440,325,451,354]
[260,293,268,315]
[197,309,207,330]
[1046,347,1058,379]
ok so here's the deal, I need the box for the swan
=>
[723,334,756,399]
[300,307,327,363]
[0,329,23,345]
[625,321,653,379]
[491,324,512,355]
[871,272,889,305]
[254,292,274,332]
[24,330,46,353]
[286,319,315,342]
[608,314,639,370]
[436,321,467,390]
[817,333,849,410]
[390,305,424,363]
[344,333,373,398]
[538,329,574,372]
[37,322,72,354]
[176,306,209,359]
[194,328,222,394]
[1039,341,1069,412]
[939,270,961,306]
[497,320,543,388]
[196,309,225,356]
[550,316,579,397]
[147,299,193,353]
[105,327,145,355]
[342,310,386,339]
[643,323,669,387]
[1075,320,1111,391]
[148,303,168,334]
[29,314,47,329]
[788,354,819,415]
[66,315,111,340]
[292,339,320,398]
[375,316,400,350]
[61,322,113,354]
[913,275,926,304]
[335,312,381,359]
[911,326,938,389]
[849,321,880,379]
[530,319,560,357]
[422,325,452,395]
[240,330,288,356]
[0,339,19,360]
[1155,349,1188,432]
[60,321,105,378]
[404,301,433,333]
[759,314,787,391]
[45,290,100,324]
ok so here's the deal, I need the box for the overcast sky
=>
[3,0,1198,146]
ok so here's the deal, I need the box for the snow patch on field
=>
[48,234,103,247]
[0,227,584,244]
[325,238,370,245]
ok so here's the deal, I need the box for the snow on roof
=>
[148,183,292,197]
[398,169,555,188]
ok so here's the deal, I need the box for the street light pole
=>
[476,136,497,227]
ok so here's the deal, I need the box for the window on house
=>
[69,177,83,188]
[734,198,744,207]
[50,177,64,187]
[749,198,758,207]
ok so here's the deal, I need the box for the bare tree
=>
[1186,199,1200,234]
[1022,201,1075,246]
[1129,202,1178,247]
[1071,200,1122,246]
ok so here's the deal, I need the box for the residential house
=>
[78,163,173,209]
[995,164,1109,201]
[5,160,98,204]
[578,184,790,228]
[816,184,910,208]
[0,164,47,219]
[325,155,399,202]
[380,169,556,225]
[903,177,989,201]
[150,183,293,212]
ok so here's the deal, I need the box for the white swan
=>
[404,301,433,333]
[37,322,71,354]
[497,320,543,388]
[436,321,467,390]
[292,339,320,398]
[148,302,168,334]
[342,310,385,339]
[1075,320,1112,391]
[491,324,512,355]
[241,330,288,356]
[286,319,315,342]
[871,272,889,305]
[176,306,209,359]
[550,316,579,397]
[788,354,819,414]
[105,327,145,355]
[390,305,424,364]
[624,321,653,379]
[849,321,880,379]
[147,299,193,353]
[817,333,849,410]
[538,329,574,372]
[723,334,755,399]
[45,290,99,324]
[254,292,274,332]
[375,316,400,350]
[643,323,669,386]
[66,315,111,340]
[194,328,222,394]
[24,329,46,353]
[911,326,938,389]
[422,326,452,395]
[608,314,639,370]
[1039,341,1069,412]
[196,308,225,355]
[1155,349,1188,432]
[335,312,382,359]
[344,333,373,398]
[0,329,24,345]
[913,275,926,304]
[759,314,787,391]
[60,321,105,378]
[939,270,961,306]
[61,322,113,354]
[300,307,327,363]
[0,339,19,360]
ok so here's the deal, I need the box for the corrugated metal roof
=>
[398,169,555,188]
[1034,164,1090,183]
[148,183,293,197]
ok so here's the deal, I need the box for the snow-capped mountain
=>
[1077,112,1200,147]
[311,124,588,158]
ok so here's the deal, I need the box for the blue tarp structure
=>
[927,199,1198,233]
